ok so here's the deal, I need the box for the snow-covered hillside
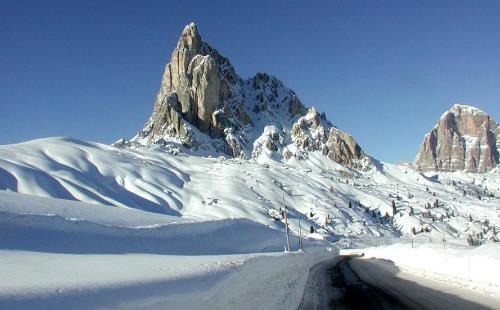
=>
[0,190,333,309]
[1,137,498,243]
[1,137,499,308]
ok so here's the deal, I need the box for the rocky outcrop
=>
[414,104,499,173]
[136,23,248,151]
[287,108,368,170]
[132,23,370,170]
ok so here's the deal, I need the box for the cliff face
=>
[129,23,369,170]
[414,104,499,173]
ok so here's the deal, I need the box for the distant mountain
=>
[123,23,369,170]
[414,104,499,173]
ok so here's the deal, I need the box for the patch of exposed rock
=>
[130,23,370,170]
[414,104,499,173]
[288,108,368,170]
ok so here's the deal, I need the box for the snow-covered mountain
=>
[1,22,500,309]
[414,104,499,173]
[123,23,369,170]
[1,23,498,246]
[1,137,498,240]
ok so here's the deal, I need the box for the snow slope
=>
[0,137,499,308]
[1,137,498,244]
[0,190,333,309]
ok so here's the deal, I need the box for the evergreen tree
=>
[310,225,315,233]
[391,200,397,216]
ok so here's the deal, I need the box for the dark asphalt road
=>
[299,257,499,310]
[330,259,406,309]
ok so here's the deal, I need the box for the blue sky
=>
[1,0,499,163]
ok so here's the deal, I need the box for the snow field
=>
[0,190,334,309]
[0,137,499,308]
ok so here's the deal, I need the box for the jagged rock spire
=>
[132,23,370,170]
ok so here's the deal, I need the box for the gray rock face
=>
[288,108,368,170]
[138,23,245,150]
[133,23,370,169]
[414,104,499,173]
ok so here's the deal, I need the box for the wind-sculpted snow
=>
[0,138,188,215]
[0,192,287,255]
[1,137,499,309]
[1,137,498,243]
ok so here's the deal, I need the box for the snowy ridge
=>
[439,103,488,121]
[1,137,498,243]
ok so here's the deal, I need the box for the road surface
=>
[299,256,499,309]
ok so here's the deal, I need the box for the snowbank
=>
[0,191,335,309]
[362,241,500,296]
[210,246,336,310]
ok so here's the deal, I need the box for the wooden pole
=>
[298,217,302,250]
[283,196,290,252]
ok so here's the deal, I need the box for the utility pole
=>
[298,218,303,250]
[283,196,290,252]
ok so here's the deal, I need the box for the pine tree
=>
[392,200,397,216]
[348,201,352,209]
[310,225,315,233]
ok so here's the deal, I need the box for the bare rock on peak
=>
[414,104,499,173]
[131,23,370,170]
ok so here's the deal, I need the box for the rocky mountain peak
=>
[129,23,370,170]
[177,22,201,51]
[414,104,499,173]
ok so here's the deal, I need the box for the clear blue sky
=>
[1,0,499,163]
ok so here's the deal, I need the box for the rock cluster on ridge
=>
[130,23,369,170]
[414,104,499,173]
